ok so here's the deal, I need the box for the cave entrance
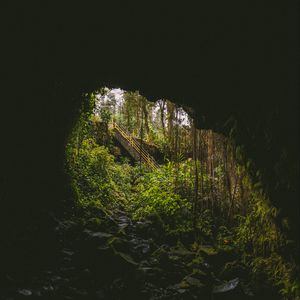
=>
[66,87,261,230]
[64,87,297,299]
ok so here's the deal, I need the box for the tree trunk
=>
[158,100,166,137]
[192,121,199,231]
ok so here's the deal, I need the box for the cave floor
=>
[0,210,280,300]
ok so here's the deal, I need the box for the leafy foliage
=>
[66,94,133,216]
[65,89,299,300]
[130,162,192,234]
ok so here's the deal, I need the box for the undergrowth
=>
[65,92,299,300]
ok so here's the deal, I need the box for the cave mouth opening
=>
[64,87,299,299]
[66,87,255,223]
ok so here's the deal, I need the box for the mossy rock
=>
[135,220,153,236]
[107,236,130,252]
[136,266,164,284]
[200,246,238,272]
[152,245,169,261]
[188,255,206,270]
[190,269,210,283]
[114,251,139,266]
[180,275,206,289]
[85,217,102,230]
[198,245,218,257]
[218,261,249,280]
[89,246,138,283]
[82,229,113,247]
[169,242,196,262]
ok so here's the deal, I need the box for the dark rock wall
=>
[1,2,298,244]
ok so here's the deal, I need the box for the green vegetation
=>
[66,88,299,299]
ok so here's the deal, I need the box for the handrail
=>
[112,121,159,170]
[117,127,156,169]
[116,123,158,168]
[113,123,149,163]
[116,125,157,170]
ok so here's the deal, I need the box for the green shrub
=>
[131,163,192,234]
[66,137,133,213]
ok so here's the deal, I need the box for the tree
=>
[157,99,166,137]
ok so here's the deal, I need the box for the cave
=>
[1,2,298,299]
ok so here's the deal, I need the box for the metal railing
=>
[112,121,159,170]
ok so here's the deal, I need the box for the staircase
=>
[112,121,159,170]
